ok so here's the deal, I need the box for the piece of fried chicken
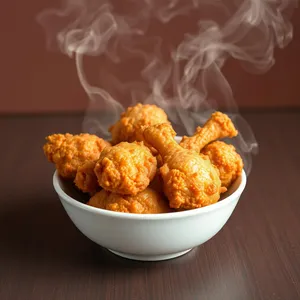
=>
[74,160,100,195]
[109,103,170,145]
[143,123,224,210]
[87,187,171,214]
[201,141,244,189]
[94,141,157,195]
[43,133,110,179]
[179,112,243,190]
[179,111,238,152]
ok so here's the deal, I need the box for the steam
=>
[37,0,298,175]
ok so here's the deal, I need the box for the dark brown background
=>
[3,0,300,114]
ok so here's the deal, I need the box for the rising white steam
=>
[37,0,298,174]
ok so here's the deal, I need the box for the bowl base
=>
[108,248,193,261]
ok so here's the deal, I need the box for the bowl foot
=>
[108,248,193,261]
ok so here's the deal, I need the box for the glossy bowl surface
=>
[53,137,247,261]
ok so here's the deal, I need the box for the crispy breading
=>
[87,187,171,214]
[143,123,223,210]
[94,141,157,195]
[43,133,110,179]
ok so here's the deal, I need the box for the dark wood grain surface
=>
[0,112,299,300]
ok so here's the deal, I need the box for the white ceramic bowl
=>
[53,137,247,261]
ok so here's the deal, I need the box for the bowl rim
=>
[53,168,247,220]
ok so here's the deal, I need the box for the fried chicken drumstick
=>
[109,103,170,145]
[94,141,157,195]
[87,187,171,214]
[43,133,110,179]
[143,124,224,210]
[179,112,243,190]
[179,112,238,152]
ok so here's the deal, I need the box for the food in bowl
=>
[143,123,224,210]
[53,167,246,261]
[44,103,247,260]
[43,103,244,213]
[94,141,157,195]
[88,187,172,214]
[109,103,170,145]
[43,133,110,180]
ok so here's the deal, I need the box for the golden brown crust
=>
[180,111,238,152]
[201,141,243,190]
[94,141,157,195]
[43,133,110,179]
[87,187,172,214]
[74,160,100,195]
[109,103,170,145]
[43,134,71,162]
[143,123,222,210]
[87,189,109,209]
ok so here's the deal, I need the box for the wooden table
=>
[0,112,299,300]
